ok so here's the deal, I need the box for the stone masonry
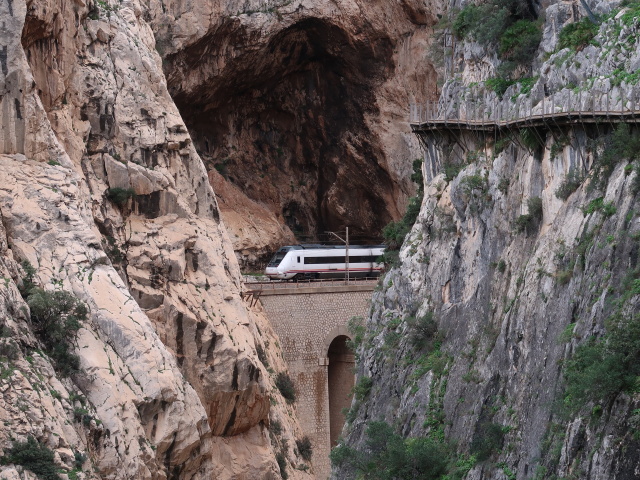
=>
[258,284,375,480]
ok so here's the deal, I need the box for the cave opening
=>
[166,17,402,248]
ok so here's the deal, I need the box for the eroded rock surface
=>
[1,0,313,479]
[336,2,640,479]
[145,0,439,264]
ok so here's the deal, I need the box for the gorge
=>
[1,0,640,479]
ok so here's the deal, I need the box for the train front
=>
[265,247,291,280]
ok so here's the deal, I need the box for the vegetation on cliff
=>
[333,3,640,479]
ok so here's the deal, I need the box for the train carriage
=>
[265,244,385,280]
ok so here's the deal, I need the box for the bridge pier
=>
[256,282,375,480]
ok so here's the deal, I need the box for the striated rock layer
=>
[144,0,439,265]
[336,1,640,479]
[1,0,313,479]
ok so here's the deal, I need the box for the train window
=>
[302,255,379,264]
[297,257,300,263]
[267,252,288,267]
[304,256,346,264]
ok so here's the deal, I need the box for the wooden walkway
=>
[410,88,640,132]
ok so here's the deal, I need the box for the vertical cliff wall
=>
[0,1,313,478]
[143,0,440,266]
[335,1,640,479]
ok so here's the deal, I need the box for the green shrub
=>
[382,196,422,250]
[621,0,640,25]
[343,401,361,424]
[407,312,438,349]
[256,343,269,367]
[353,376,374,401]
[0,338,20,361]
[443,160,463,181]
[564,312,640,410]
[528,196,543,218]
[499,19,542,64]
[558,323,576,343]
[73,451,87,470]
[498,177,510,195]
[460,174,488,197]
[330,421,449,480]
[555,169,584,200]
[486,77,516,97]
[453,0,533,46]
[556,268,573,285]
[27,289,87,376]
[494,137,513,155]
[20,260,37,297]
[411,158,424,195]
[519,127,544,151]
[470,422,506,461]
[514,197,543,234]
[73,407,94,426]
[518,76,538,95]
[452,4,482,39]
[296,436,312,461]
[592,124,640,188]
[275,372,296,403]
[106,187,135,206]
[583,197,616,217]
[557,18,599,51]
[346,316,365,352]
[270,419,282,436]
[633,162,640,193]
[0,436,60,480]
[276,451,288,479]
[382,161,423,256]
[452,0,538,76]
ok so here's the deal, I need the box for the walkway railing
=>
[410,86,640,130]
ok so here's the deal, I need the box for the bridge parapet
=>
[247,281,377,296]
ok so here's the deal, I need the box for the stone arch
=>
[326,328,355,447]
[322,324,351,356]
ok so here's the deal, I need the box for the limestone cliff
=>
[144,0,439,266]
[335,1,640,479]
[0,1,312,479]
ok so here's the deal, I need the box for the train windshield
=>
[267,247,290,267]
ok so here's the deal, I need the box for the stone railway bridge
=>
[245,280,377,480]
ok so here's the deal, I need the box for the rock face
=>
[1,0,313,479]
[144,0,438,265]
[335,2,640,479]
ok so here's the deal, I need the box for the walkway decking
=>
[410,88,640,132]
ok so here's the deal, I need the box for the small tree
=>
[407,312,438,349]
[514,196,543,234]
[275,372,296,403]
[27,289,87,376]
[296,436,312,461]
[0,436,60,480]
[106,187,135,206]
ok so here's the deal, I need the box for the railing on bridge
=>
[245,276,380,291]
[241,277,379,306]
[410,86,640,128]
